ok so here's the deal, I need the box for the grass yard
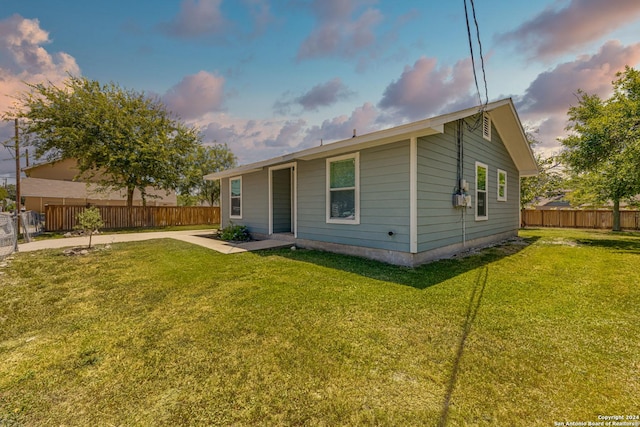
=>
[0,228,638,426]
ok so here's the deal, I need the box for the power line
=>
[463,0,488,108]
[470,0,488,107]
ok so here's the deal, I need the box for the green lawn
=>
[1,228,638,426]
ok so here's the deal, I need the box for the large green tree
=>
[179,144,237,206]
[0,187,8,210]
[560,66,640,231]
[9,76,200,206]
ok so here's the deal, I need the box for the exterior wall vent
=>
[482,113,491,141]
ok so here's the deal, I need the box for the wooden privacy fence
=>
[45,205,220,232]
[522,209,640,230]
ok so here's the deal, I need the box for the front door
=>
[270,164,296,236]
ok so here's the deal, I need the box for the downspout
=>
[457,119,466,248]
[219,178,224,229]
[292,165,298,238]
[410,136,418,253]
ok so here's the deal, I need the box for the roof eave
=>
[488,100,539,176]
[204,98,539,180]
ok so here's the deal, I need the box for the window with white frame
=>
[497,169,507,201]
[326,153,359,224]
[476,162,488,220]
[482,113,491,141]
[230,177,242,219]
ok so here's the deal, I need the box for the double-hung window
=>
[326,153,359,224]
[475,162,488,220]
[230,177,242,219]
[497,169,507,201]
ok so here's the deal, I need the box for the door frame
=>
[268,162,297,237]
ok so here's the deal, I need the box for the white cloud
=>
[0,15,80,101]
[517,41,640,117]
[263,119,307,147]
[296,0,383,63]
[162,71,226,120]
[274,78,355,114]
[497,0,640,61]
[378,57,477,121]
[158,0,274,41]
[0,15,80,179]
[192,102,382,165]
[244,0,274,38]
[302,102,381,147]
[158,0,229,39]
[195,113,291,163]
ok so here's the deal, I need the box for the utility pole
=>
[15,119,20,209]
[15,118,21,243]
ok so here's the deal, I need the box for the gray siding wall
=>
[297,141,411,251]
[416,125,461,252]
[220,170,269,235]
[464,119,520,240]
[417,120,519,252]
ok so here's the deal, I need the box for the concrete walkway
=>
[18,229,293,254]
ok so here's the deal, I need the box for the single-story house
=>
[22,158,176,213]
[205,98,538,266]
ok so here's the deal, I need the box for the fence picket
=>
[45,206,220,231]
[522,209,640,230]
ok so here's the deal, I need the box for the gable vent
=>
[482,113,491,141]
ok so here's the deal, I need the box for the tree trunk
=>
[126,187,134,228]
[613,199,621,231]
[126,187,134,207]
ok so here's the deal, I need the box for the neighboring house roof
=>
[23,158,90,181]
[543,200,572,208]
[206,98,538,180]
[529,195,572,209]
[21,177,177,204]
[578,197,640,209]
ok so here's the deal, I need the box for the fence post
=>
[13,214,19,252]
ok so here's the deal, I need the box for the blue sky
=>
[2,0,640,184]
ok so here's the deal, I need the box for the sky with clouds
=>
[2,0,640,184]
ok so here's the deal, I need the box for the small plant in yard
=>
[217,222,250,242]
[75,206,104,249]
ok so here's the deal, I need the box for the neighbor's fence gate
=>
[522,209,640,230]
[0,213,17,260]
[44,206,221,232]
[20,210,45,242]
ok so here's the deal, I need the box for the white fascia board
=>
[204,166,264,180]
[489,101,539,176]
[519,169,540,177]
